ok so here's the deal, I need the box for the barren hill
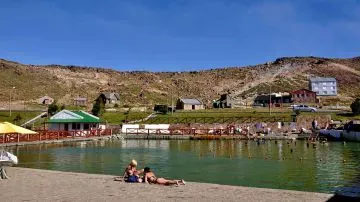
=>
[0,56,359,108]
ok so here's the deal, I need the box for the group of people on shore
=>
[122,159,185,186]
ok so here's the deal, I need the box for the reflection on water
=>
[9,139,360,193]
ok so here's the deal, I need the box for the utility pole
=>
[171,93,174,116]
[9,88,11,117]
[9,86,15,117]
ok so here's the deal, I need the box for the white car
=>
[292,105,317,112]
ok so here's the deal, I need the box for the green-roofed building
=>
[48,110,102,131]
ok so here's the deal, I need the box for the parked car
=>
[252,103,264,107]
[292,105,317,112]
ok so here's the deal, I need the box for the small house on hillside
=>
[154,104,175,113]
[309,77,337,96]
[73,97,87,106]
[176,98,204,110]
[47,110,102,131]
[290,89,317,103]
[38,96,54,105]
[254,95,272,106]
[214,93,233,108]
[98,92,120,105]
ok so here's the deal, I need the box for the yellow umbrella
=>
[0,122,37,134]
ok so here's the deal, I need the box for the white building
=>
[38,96,54,105]
[47,110,101,131]
[309,77,337,96]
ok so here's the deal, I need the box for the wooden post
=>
[17,134,20,143]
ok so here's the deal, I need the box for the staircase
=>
[21,112,47,127]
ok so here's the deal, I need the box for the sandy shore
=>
[0,167,332,202]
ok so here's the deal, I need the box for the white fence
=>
[122,124,170,134]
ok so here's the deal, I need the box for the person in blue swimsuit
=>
[123,159,143,183]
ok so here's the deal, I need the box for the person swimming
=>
[143,167,185,186]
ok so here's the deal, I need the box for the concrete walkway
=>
[0,167,332,202]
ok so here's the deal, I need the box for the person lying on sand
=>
[143,167,185,186]
[123,159,143,183]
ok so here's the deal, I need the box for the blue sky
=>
[0,0,359,71]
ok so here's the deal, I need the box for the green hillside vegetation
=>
[0,111,44,125]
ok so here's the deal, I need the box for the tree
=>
[350,98,360,115]
[60,104,66,110]
[158,105,168,115]
[13,114,22,124]
[48,102,59,115]
[92,97,105,116]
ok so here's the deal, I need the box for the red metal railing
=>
[0,129,112,144]
[125,128,248,136]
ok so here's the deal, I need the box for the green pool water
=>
[9,139,360,193]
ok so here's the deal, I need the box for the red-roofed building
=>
[290,89,317,103]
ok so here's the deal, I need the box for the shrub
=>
[48,102,59,115]
[92,97,105,116]
[13,114,22,123]
[114,103,119,108]
[159,107,168,115]
[350,98,360,115]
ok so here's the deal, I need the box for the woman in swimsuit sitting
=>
[123,159,143,183]
[143,167,185,186]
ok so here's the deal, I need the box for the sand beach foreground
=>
[0,167,332,202]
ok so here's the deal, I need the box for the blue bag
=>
[126,175,139,183]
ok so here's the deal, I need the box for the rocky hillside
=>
[0,56,359,108]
